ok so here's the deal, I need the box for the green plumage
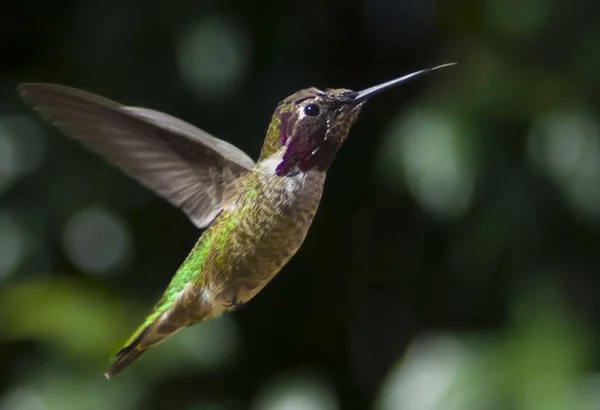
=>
[16,63,454,379]
[105,165,326,377]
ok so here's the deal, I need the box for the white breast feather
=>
[256,151,320,208]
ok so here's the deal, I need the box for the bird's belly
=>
[203,171,324,307]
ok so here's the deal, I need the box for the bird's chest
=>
[229,154,326,228]
[265,171,323,211]
[205,170,324,302]
[246,170,325,238]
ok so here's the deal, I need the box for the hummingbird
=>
[17,62,455,378]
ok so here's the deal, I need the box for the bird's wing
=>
[18,83,256,228]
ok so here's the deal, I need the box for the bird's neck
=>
[256,149,326,179]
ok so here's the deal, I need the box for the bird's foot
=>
[222,293,244,309]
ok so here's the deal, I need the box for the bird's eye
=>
[304,103,320,116]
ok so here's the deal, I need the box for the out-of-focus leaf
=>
[0,278,141,362]
[500,278,592,410]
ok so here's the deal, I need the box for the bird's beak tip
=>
[353,61,456,101]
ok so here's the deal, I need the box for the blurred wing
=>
[18,83,256,228]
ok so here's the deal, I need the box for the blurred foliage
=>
[2,0,600,409]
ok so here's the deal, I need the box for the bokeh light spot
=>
[0,130,18,193]
[375,333,467,410]
[177,15,251,99]
[0,389,46,410]
[0,211,26,281]
[579,374,600,410]
[378,109,475,220]
[528,110,600,225]
[174,315,242,370]
[62,206,132,275]
[251,369,338,410]
[0,114,46,194]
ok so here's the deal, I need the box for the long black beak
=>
[354,62,457,102]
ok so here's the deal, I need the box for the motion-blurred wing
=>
[18,83,256,228]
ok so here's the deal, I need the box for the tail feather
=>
[104,306,191,378]
[104,327,150,379]
[104,284,215,378]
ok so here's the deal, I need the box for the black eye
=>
[304,103,320,116]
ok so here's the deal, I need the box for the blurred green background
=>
[2,0,600,409]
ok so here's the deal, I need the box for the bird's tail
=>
[104,327,150,379]
[104,311,174,379]
[104,284,216,378]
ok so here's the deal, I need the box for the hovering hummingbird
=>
[18,62,455,378]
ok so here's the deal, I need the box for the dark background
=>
[2,0,600,409]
